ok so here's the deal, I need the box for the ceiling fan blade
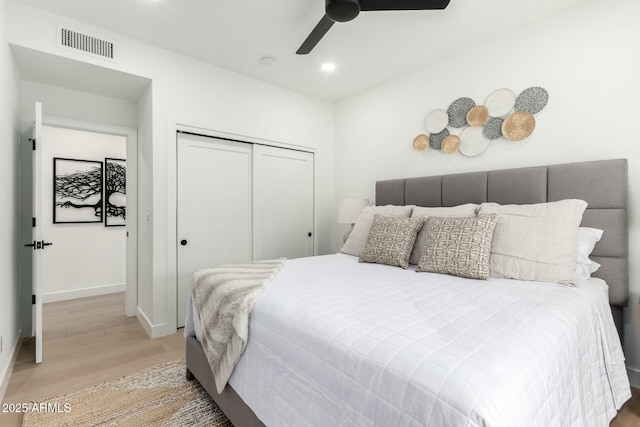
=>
[360,0,450,11]
[296,15,335,55]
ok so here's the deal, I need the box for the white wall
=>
[7,0,335,337]
[0,0,22,400]
[334,0,640,381]
[39,125,126,302]
[21,81,138,129]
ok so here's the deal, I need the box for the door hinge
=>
[32,217,36,227]
[29,138,36,150]
[32,294,36,305]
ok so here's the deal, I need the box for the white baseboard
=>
[627,367,640,389]
[42,283,125,303]
[136,306,167,339]
[0,330,23,404]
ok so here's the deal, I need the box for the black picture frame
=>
[53,157,104,224]
[104,157,126,227]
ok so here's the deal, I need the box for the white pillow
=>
[340,205,414,256]
[576,260,601,280]
[477,199,588,285]
[575,227,603,279]
[409,204,479,265]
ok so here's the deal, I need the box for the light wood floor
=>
[1,292,639,426]
[0,292,185,427]
[612,387,640,427]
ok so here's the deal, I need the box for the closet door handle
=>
[180,239,188,246]
[307,232,312,237]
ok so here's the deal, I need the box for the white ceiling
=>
[15,0,585,101]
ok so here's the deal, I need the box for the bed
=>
[185,158,630,426]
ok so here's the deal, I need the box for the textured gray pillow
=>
[416,215,498,280]
[477,199,587,285]
[409,204,479,265]
[341,205,414,256]
[359,215,424,269]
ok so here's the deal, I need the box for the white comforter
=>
[186,254,630,427]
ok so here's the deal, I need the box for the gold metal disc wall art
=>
[501,111,536,141]
[413,134,429,152]
[441,135,461,154]
[466,106,489,127]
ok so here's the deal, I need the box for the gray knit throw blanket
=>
[190,259,286,393]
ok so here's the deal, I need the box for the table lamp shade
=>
[338,198,369,224]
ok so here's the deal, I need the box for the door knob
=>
[180,239,188,246]
[307,232,312,237]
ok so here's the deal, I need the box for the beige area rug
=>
[22,359,233,427]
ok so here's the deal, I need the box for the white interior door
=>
[22,102,45,364]
[253,145,314,260]
[176,133,252,327]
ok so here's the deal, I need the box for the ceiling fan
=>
[296,0,451,55]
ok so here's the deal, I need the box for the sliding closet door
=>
[176,133,252,327]
[253,145,314,260]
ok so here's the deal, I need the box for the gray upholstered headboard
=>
[376,159,629,339]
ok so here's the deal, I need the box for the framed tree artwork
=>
[104,157,126,227]
[53,158,103,223]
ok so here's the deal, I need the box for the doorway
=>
[20,114,138,363]
[42,117,138,317]
[42,126,128,301]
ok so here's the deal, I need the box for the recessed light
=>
[261,57,275,66]
[321,63,336,72]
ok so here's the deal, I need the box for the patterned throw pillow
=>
[409,204,479,265]
[359,215,425,269]
[341,205,414,256]
[416,215,498,280]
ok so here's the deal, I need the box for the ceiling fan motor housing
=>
[326,0,360,22]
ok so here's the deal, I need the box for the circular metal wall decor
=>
[502,111,536,141]
[447,97,476,128]
[482,117,504,140]
[459,127,491,157]
[416,86,547,157]
[514,86,549,114]
[466,105,489,127]
[485,88,516,117]
[413,134,429,152]
[429,128,450,150]
[425,109,448,134]
[441,135,460,154]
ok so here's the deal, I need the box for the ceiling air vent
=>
[59,27,114,60]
